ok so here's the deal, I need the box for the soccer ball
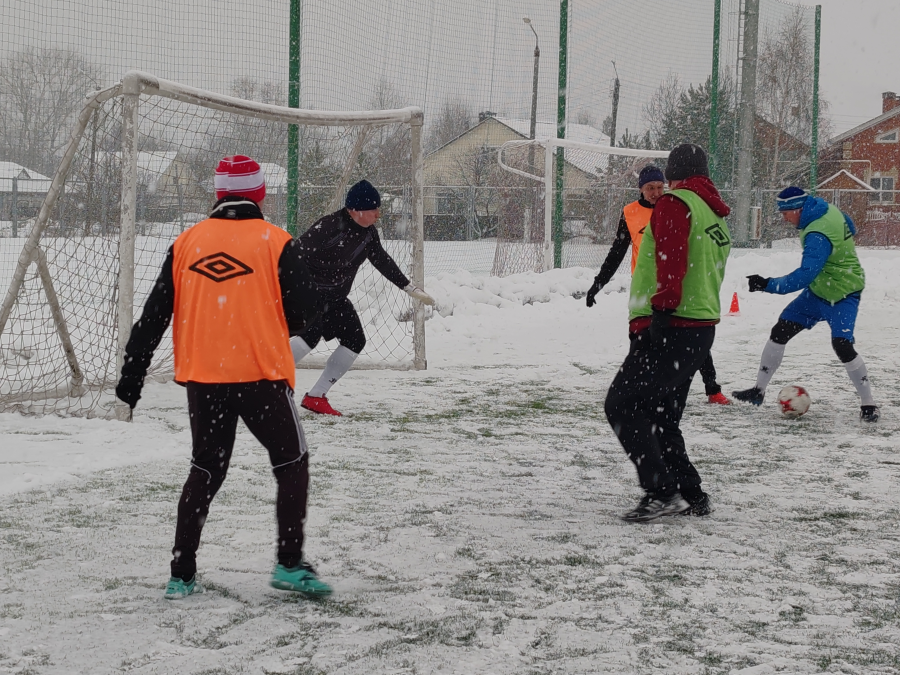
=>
[777,385,811,418]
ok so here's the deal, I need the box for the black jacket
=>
[120,197,322,388]
[593,196,654,288]
[296,208,410,299]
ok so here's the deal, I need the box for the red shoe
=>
[301,394,342,416]
[707,392,732,405]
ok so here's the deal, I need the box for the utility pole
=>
[609,62,620,147]
[734,0,760,244]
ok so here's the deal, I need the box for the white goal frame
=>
[497,138,669,271]
[0,70,426,416]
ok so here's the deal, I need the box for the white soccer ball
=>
[777,385,811,418]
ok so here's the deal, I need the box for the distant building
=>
[422,115,610,240]
[96,150,202,220]
[821,92,900,244]
[0,162,51,223]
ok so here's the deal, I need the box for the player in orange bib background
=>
[585,164,731,405]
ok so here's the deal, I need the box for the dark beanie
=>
[346,179,381,211]
[638,164,665,187]
[664,143,709,181]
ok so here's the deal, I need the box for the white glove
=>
[404,283,435,306]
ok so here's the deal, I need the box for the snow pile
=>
[425,267,608,317]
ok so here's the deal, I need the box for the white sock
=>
[290,336,313,365]
[844,355,875,406]
[755,340,785,391]
[308,346,358,398]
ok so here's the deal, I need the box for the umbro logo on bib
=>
[704,223,730,247]
[189,252,254,282]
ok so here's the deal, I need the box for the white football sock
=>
[290,336,313,365]
[308,346,358,398]
[844,355,875,406]
[755,340,786,391]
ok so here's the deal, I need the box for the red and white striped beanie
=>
[214,155,266,204]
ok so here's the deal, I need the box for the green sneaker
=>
[270,563,333,597]
[164,576,203,600]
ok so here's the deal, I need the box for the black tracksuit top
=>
[296,208,410,299]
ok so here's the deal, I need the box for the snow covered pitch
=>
[1,247,899,674]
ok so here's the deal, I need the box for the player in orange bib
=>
[585,164,731,405]
[116,155,332,599]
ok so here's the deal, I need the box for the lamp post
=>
[523,17,540,174]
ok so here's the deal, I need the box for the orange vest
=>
[171,218,296,388]
[622,200,653,274]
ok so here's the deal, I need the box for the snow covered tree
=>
[643,73,737,185]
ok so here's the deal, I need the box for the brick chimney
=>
[883,91,900,114]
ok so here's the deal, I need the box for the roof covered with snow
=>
[0,162,52,193]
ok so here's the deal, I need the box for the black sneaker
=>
[732,387,765,406]
[621,492,690,522]
[678,492,713,517]
[860,405,880,423]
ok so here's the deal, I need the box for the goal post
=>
[496,139,669,273]
[0,70,425,417]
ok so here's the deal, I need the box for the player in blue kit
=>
[732,186,879,422]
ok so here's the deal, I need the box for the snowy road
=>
[1,249,899,674]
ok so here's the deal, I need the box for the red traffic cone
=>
[728,292,740,315]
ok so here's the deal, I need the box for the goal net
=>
[494,139,669,275]
[0,71,425,417]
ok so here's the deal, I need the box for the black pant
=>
[298,296,366,353]
[699,353,721,396]
[171,380,309,580]
[604,327,715,498]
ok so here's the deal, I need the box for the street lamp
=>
[523,17,540,173]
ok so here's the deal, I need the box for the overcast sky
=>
[1,0,894,140]
[816,0,900,134]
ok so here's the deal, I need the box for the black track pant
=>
[171,380,309,581]
[298,296,366,353]
[698,353,722,396]
[604,327,715,498]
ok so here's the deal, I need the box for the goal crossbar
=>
[497,139,670,271]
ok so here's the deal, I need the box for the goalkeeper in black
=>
[291,180,434,416]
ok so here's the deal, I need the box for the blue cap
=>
[346,180,381,211]
[638,165,665,187]
[776,186,809,211]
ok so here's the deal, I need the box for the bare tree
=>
[756,8,832,186]
[359,79,411,188]
[642,73,683,149]
[0,48,104,175]
[426,99,474,153]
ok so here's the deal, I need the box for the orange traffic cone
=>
[728,292,740,315]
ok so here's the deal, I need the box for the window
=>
[875,128,899,144]
[870,176,895,203]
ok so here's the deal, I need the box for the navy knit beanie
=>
[638,164,665,187]
[664,143,709,181]
[776,186,809,211]
[346,180,381,211]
